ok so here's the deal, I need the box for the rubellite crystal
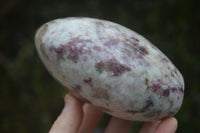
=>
[35,17,184,121]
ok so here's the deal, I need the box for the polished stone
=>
[35,17,184,121]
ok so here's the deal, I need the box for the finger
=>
[78,104,104,133]
[104,116,132,133]
[155,117,178,133]
[49,94,84,133]
[139,121,160,133]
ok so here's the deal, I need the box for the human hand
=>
[49,94,177,133]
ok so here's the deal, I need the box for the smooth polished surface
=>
[35,17,184,121]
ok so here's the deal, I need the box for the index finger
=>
[49,94,83,133]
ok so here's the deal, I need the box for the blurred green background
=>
[0,0,199,132]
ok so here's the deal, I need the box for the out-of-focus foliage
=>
[0,0,199,132]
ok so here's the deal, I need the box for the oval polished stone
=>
[35,17,184,121]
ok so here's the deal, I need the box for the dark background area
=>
[0,0,200,132]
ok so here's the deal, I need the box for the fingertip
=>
[139,120,160,133]
[155,117,178,133]
[168,117,178,131]
[64,93,83,106]
[64,93,71,103]
[163,117,178,129]
[64,93,75,103]
[63,93,84,121]
[49,93,84,133]
[78,104,104,133]
[171,117,178,127]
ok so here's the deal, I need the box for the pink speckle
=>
[87,47,93,54]
[67,44,82,63]
[84,77,93,88]
[108,59,131,76]
[83,56,88,62]
[162,89,170,97]
[51,31,55,34]
[93,45,102,52]
[72,85,81,92]
[138,46,149,55]
[68,45,81,56]
[130,37,139,42]
[151,81,181,97]
[54,44,66,54]
[52,36,93,63]
[131,56,135,60]
[131,64,135,68]
[126,67,131,71]
[160,55,169,63]
[126,37,139,48]
[152,83,161,92]
[157,79,162,83]
[125,49,133,57]
[179,87,184,93]
[104,39,119,48]
[74,37,92,44]
[171,87,178,92]
[97,61,105,67]
[95,59,131,76]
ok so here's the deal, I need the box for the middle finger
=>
[78,103,104,133]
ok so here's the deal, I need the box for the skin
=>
[49,93,178,133]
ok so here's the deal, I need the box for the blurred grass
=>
[0,0,200,132]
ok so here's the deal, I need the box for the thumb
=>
[155,117,178,133]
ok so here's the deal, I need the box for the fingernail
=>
[64,93,74,104]
[171,118,178,132]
